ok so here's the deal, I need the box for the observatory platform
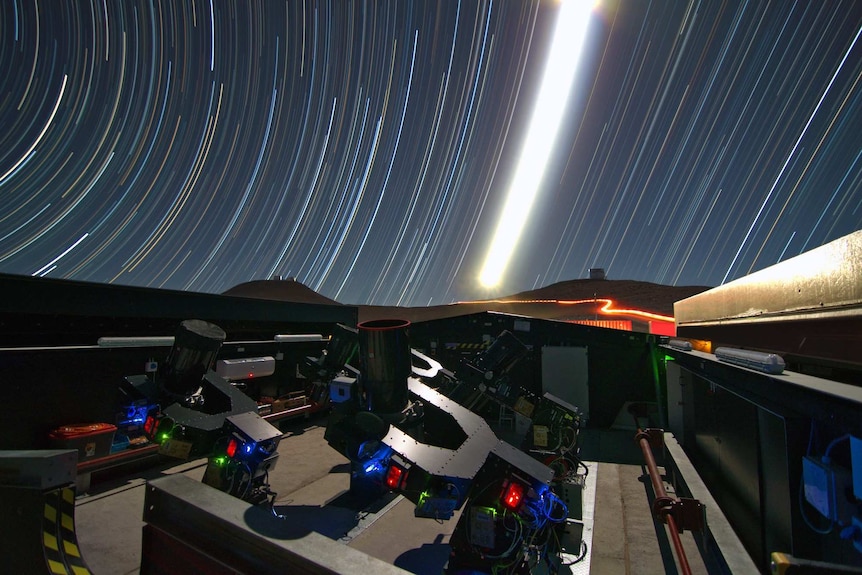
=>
[71,417,721,575]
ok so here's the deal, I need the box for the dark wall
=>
[0,273,357,346]
[410,312,663,428]
[679,316,862,386]
[3,346,149,448]
[672,353,862,572]
[688,376,764,563]
[0,274,355,448]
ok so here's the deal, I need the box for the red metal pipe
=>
[637,431,693,575]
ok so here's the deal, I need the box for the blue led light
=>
[357,441,393,477]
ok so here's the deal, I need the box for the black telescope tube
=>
[160,319,226,397]
[358,319,411,413]
[322,323,359,370]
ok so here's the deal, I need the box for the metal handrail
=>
[636,427,694,575]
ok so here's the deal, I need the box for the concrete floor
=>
[74,417,711,574]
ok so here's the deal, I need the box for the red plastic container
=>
[49,423,117,461]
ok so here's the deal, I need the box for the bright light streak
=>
[479,1,593,287]
[454,296,676,324]
[0,75,68,185]
[32,233,89,277]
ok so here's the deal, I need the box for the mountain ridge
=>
[223,277,711,324]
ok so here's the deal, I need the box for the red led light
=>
[502,482,525,510]
[144,415,156,436]
[226,438,239,458]
[248,372,254,378]
[386,464,404,489]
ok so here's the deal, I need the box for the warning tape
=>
[444,342,490,351]
[42,487,92,575]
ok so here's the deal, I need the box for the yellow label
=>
[159,439,193,459]
[533,425,549,447]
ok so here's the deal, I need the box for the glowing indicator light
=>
[386,464,405,490]
[479,0,594,288]
[502,482,525,510]
[144,415,156,436]
[226,438,239,459]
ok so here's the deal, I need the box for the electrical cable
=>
[798,422,845,534]
[576,456,589,477]
[522,499,546,530]
[239,461,254,499]
[544,491,568,523]
[561,425,578,454]
[543,454,572,480]
[798,479,833,535]
[483,509,523,559]
[561,540,589,565]
[806,420,817,456]
[824,433,851,461]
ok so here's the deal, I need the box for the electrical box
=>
[330,376,355,403]
[559,475,585,520]
[0,450,77,490]
[469,506,497,548]
[215,356,275,381]
[558,518,584,556]
[852,516,862,554]
[416,494,459,520]
[802,455,853,523]
[850,436,862,501]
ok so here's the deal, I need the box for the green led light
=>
[159,432,170,442]
[664,355,675,362]
[214,457,226,467]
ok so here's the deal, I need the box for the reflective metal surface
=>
[675,230,862,326]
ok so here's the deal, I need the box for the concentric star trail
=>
[1,1,861,306]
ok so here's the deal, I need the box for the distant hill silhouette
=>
[223,278,711,325]
[223,279,342,306]
[510,279,710,316]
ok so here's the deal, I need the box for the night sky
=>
[1,1,861,307]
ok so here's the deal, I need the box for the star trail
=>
[1,1,861,307]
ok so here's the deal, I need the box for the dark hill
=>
[223,279,342,306]
[223,278,711,324]
[510,279,711,317]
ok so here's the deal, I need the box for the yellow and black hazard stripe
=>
[444,341,490,351]
[42,487,92,575]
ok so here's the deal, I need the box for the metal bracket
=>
[653,495,705,532]
[635,427,665,449]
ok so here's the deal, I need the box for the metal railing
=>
[635,427,705,575]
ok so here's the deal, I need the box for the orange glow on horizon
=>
[453,297,675,324]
